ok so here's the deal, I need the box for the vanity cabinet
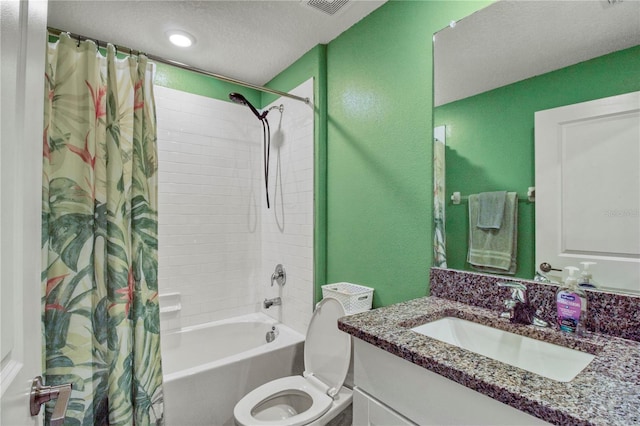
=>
[352,339,550,426]
[353,387,416,426]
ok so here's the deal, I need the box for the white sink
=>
[411,317,594,382]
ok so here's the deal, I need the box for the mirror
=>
[433,0,640,294]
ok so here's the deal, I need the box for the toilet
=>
[233,297,352,426]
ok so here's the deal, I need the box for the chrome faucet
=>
[497,282,548,327]
[263,297,281,309]
[533,271,556,284]
[271,264,286,287]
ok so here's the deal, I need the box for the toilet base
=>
[307,386,352,426]
[324,401,352,426]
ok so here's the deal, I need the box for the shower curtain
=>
[433,127,447,268]
[42,33,163,425]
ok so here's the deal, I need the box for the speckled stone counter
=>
[338,296,640,425]
[430,268,640,342]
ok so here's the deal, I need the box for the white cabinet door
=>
[353,387,416,426]
[1,0,48,424]
[535,91,640,293]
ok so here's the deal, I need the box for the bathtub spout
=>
[263,297,281,309]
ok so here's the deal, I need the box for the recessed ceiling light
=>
[166,30,195,48]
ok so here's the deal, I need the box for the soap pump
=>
[579,261,597,289]
[556,267,587,334]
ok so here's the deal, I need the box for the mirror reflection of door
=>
[535,91,640,295]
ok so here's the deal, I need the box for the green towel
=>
[477,191,507,229]
[467,192,517,274]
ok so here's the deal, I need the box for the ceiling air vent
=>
[305,0,350,16]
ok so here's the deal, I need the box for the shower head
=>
[228,92,248,105]
[229,92,267,120]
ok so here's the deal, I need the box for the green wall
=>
[434,45,640,280]
[154,62,261,106]
[324,1,491,307]
[143,1,519,308]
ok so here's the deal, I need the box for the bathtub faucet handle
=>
[271,264,286,287]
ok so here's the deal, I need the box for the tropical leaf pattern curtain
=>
[433,129,447,268]
[42,33,163,425]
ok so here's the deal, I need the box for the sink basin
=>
[411,317,594,382]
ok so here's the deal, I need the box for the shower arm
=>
[253,104,284,120]
[267,104,284,114]
[249,103,268,120]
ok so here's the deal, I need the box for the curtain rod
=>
[47,27,311,105]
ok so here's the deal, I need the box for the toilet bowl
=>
[233,297,352,426]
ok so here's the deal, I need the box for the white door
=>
[535,91,640,294]
[1,0,49,424]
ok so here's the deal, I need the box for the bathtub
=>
[161,312,305,426]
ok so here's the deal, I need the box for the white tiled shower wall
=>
[260,80,315,334]
[155,79,314,335]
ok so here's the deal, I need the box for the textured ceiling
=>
[48,0,387,86]
[434,0,640,106]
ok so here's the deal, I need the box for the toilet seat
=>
[233,376,333,426]
[234,297,351,426]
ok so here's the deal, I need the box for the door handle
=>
[30,376,72,426]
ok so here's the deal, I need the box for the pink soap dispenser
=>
[556,266,587,335]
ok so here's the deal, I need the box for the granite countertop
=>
[338,296,640,426]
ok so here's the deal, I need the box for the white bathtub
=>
[161,312,305,426]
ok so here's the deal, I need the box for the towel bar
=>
[451,187,535,205]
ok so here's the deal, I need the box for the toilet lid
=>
[303,297,351,394]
